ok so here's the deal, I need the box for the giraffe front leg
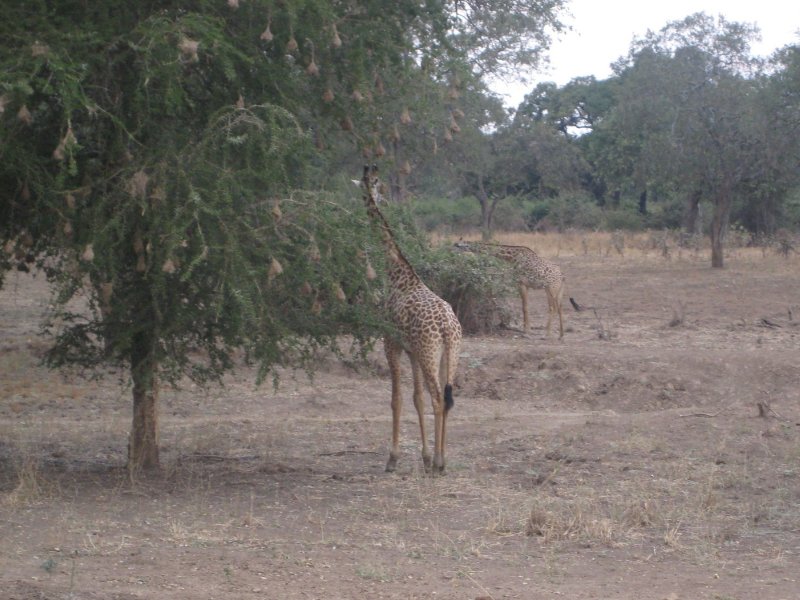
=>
[410,357,432,472]
[545,287,554,338]
[384,339,403,472]
[519,284,530,334]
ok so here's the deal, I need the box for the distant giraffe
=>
[455,241,566,339]
[361,165,462,474]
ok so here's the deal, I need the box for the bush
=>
[602,209,644,231]
[410,196,479,231]
[414,246,516,334]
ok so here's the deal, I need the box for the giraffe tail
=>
[444,383,454,412]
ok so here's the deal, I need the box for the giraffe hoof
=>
[422,454,432,472]
[385,455,398,472]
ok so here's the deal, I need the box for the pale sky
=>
[497,0,800,106]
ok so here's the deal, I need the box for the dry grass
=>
[2,455,58,507]
[437,229,793,263]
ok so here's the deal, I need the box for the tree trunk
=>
[476,176,493,241]
[129,330,160,471]
[685,190,702,234]
[709,187,732,269]
[638,190,647,215]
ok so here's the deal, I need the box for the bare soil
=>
[2,248,799,600]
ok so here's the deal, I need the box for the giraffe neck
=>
[364,197,423,295]
[467,241,523,261]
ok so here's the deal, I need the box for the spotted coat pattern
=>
[458,241,566,338]
[362,166,462,474]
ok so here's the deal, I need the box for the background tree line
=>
[1,3,798,469]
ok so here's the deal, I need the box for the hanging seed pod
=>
[374,74,384,95]
[351,89,364,102]
[286,34,298,53]
[374,140,386,157]
[305,39,319,76]
[162,258,176,274]
[390,124,400,143]
[400,107,411,124]
[136,254,146,272]
[444,128,453,142]
[260,16,273,42]
[448,86,459,100]
[81,244,94,262]
[3,239,15,255]
[366,259,377,280]
[449,115,461,133]
[400,160,412,175]
[133,230,144,255]
[334,284,346,302]
[315,132,325,151]
[31,42,49,57]
[236,94,245,108]
[432,137,438,156]
[129,170,149,200]
[53,125,76,161]
[322,88,334,103]
[99,282,113,307]
[340,115,354,131]
[17,105,32,125]
[300,281,313,295]
[63,220,73,237]
[227,0,239,8]
[311,298,322,315]
[20,231,33,248]
[179,37,200,62]
[452,107,465,119]
[308,239,321,262]
[331,23,342,48]
[271,199,282,221]
[268,257,283,281]
[64,193,76,210]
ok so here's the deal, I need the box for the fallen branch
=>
[678,410,722,418]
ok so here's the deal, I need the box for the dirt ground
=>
[1,245,799,600]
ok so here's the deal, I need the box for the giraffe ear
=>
[351,179,361,187]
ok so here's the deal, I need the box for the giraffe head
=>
[360,164,385,204]
[452,239,479,253]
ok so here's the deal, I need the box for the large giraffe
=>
[361,165,462,474]
[455,241,566,339]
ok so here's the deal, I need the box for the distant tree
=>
[606,13,767,267]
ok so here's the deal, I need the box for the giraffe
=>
[454,241,566,339]
[361,165,462,474]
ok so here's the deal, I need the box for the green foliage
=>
[410,196,481,231]
[414,245,516,334]
[535,193,604,231]
[42,105,387,385]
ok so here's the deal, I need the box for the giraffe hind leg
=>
[410,356,432,472]
[420,361,446,475]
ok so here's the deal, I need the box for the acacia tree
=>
[0,1,568,469]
